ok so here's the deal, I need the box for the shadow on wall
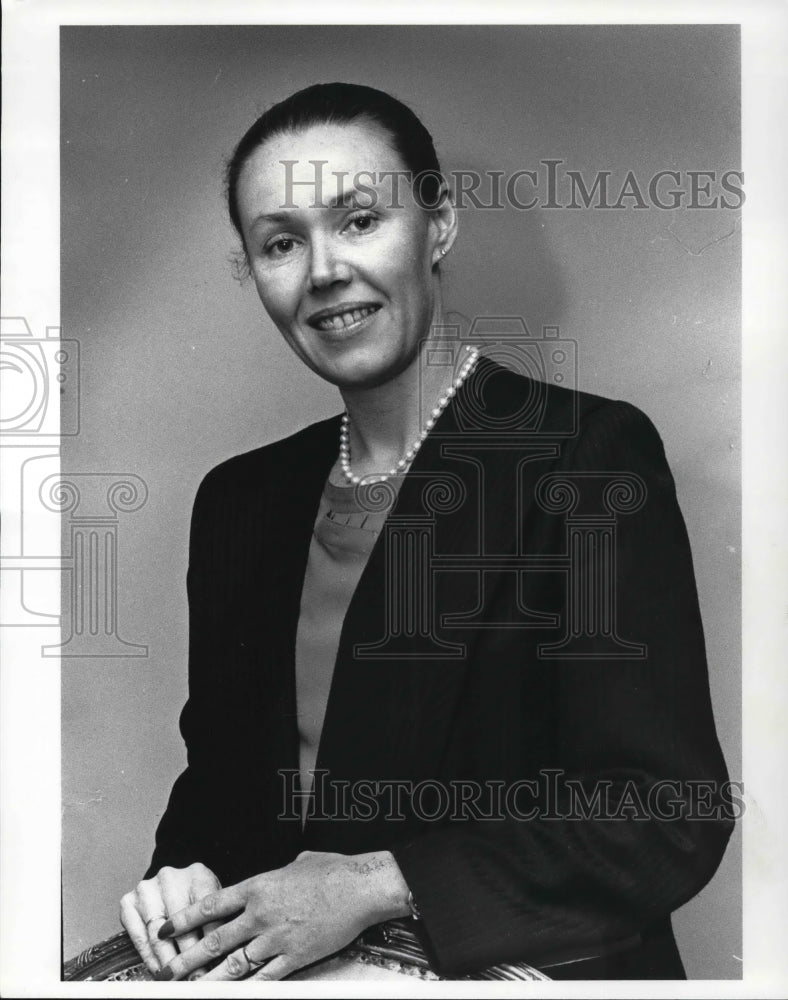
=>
[446,172,568,334]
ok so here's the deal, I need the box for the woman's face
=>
[235,120,454,389]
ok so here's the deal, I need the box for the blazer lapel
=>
[306,366,500,841]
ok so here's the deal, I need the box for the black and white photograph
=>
[1,2,786,996]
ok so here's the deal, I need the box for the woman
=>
[119,82,732,981]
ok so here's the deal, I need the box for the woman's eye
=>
[266,237,297,257]
[347,212,378,234]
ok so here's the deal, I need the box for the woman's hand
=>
[152,850,412,981]
[120,862,223,978]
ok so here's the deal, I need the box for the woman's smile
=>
[307,301,382,339]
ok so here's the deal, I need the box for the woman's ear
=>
[429,182,458,268]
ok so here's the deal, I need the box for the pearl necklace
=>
[340,346,481,485]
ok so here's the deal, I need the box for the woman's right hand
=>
[120,863,223,978]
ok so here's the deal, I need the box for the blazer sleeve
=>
[389,399,734,975]
[145,465,235,879]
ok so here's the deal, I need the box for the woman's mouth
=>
[308,304,381,334]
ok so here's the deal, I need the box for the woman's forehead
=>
[237,121,406,213]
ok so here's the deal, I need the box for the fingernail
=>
[153,966,174,981]
[158,920,174,940]
[188,971,205,981]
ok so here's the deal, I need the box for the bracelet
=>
[407,890,421,921]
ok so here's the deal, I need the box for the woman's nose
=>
[308,237,351,289]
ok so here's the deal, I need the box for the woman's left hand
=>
[153,849,411,981]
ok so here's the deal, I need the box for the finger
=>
[250,955,298,981]
[136,879,179,969]
[120,894,161,975]
[187,864,224,949]
[158,883,245,940]
[198,944,273,982]
[189,865,222,981]
[154,917,249,981]
[158,867,201,955]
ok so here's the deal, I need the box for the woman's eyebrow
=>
[326,185,381,209]
[250,210,294,228]
[249,184,383,231]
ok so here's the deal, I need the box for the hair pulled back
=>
[225,82,445,248]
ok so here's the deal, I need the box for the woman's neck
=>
[341,361,445,467]
[337,317,470,480]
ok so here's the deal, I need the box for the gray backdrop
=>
[61,24,741,978]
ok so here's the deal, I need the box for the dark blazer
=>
[147,358,732,979]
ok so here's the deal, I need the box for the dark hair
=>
[225,82,445,248]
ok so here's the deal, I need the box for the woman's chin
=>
[299,338,408,390]
[318,354,407,391]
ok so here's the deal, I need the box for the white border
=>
[1,1,786,997]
